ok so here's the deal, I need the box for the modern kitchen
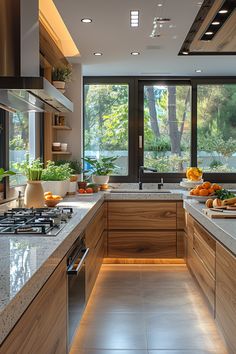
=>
[0,0,236,353]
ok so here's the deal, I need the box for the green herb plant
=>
[14,156,43,181]
[83,156,119,176]
[215,189,235,200]
[52,66,72,82]
[0,168,16,182]
[42,161,72,181]
[54,159,82,174]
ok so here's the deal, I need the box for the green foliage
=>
[42,161,72,181]
[144,153,189,173]
[9,136,27,151]
[209,160,223,169]
[83,156,119,176]
[52,66,72,82]
[198,133,236,157]
[215,189,235,200]
[54,159,82,174]
[0,168,16,182]
[14,156,43,181]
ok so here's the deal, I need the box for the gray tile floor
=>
[70,265,228,354]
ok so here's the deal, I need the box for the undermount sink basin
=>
[110,190,172,194]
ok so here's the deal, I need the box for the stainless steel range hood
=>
[0,0,73,113]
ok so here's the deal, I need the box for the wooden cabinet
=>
[108,230,176,258]
[0,259,67,354]
[106,201,187,260]
[108,201,177,230]
[85,204,107,301]
[216,242,236,354]
[186,213,216,313]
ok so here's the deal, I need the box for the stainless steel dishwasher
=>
[67,234,89,347]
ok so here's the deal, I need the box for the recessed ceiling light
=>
[157,3,163,6]
[182,51,189,55]
[205,31,214,35]
[81,18,92,23]
[212,21,220,25]
[130,10,139,27]
[219,9,228,14]
[131,51,140,56]
[93,52,103,56]
[195,69,203,73]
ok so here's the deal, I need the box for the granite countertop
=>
[184,199,236,255]
[0,187,235,345]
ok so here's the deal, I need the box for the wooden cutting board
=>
[203,208,236,219]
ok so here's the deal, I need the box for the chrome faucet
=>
[138,166,157,190]
[157,177,164,190]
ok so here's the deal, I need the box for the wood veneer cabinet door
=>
[0,259,67,354]
[108,201,176,230]
[216,242,236,354]
[86,203,107,248]
[108,231,176,258]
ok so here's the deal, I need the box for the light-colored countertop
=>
[0,187,235,345]
[184,199,236,255]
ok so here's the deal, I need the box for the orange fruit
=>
[190,189,195,195]
[193,189,199,196]
[212,183,222,191]
[208,187,215,195]
[199,189,209,196]
[202,181,211,189]
[44,191,52,196]
[45,195,53,200]
[196,185,203,190]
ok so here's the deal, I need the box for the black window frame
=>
[85,76,236,183]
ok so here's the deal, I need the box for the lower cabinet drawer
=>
[191,248,215,312]
[108,231,176,258]
[86,231,105,301]
[193,231,215,278]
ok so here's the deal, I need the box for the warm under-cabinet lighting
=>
[39,0,80,57]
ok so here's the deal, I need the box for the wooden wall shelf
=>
[51,151,72,155]
[52,125,72,130]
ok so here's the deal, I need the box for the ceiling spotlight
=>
[195,69,202,73]
[131,51,140,55]
[130,10,139,27]
[182,51,189,55]
[219,9,228,14]
[212,21,220,25]
[157,3,163,6]
[81,18,92,23]
[94,52,103,56]
[205,31,214,35]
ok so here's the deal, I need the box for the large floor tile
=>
[142,286,209,314]
[85,286,143,313]
[148,350,228,354]
[72,312,147,350]
[146,312,226,351]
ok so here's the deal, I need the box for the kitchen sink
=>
[110,189,172,193]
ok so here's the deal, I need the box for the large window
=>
[197,84,236,173]
[84,83,129,176]
[83,78,236,182]
[9,112,37,185]
[143,84,191,172]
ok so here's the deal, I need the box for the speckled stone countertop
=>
[0,187,235,345]
[0,193,104,345]
[184,199,236,255]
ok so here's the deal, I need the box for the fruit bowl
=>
[44,196,63,207]
[187,195,217,203]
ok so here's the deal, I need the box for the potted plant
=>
[0,168,16,194]
[52,65,72,92]
[83,156,119,185]
[42,161,72,197]
[16,158,44,208]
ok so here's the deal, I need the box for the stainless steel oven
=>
[67,234,89,348]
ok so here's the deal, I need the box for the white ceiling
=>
[54,0,236,76]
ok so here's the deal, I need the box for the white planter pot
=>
[92,175,109,185]
[42,180,69,197]
[52,81,66,90]
[24,181,45,208]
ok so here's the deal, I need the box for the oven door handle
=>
[67,248,90,275]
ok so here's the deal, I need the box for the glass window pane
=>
[84,84,129,176]
[9,112,30,185]
[144,85,191,172]
[197,84,236,172]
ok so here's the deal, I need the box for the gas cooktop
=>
[0,207,73,236]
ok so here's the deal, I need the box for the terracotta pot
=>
[24,181,45,208]
[92,175,109,185]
